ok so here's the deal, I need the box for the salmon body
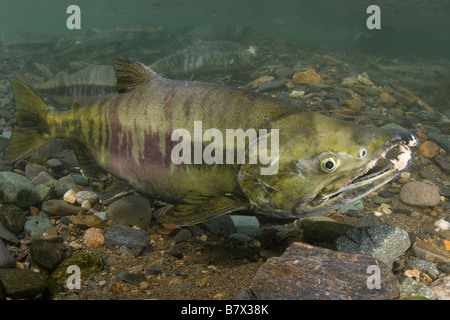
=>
[5,58,418,225]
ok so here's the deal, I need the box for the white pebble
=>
[63,189,77,204]
[434,219,450,231]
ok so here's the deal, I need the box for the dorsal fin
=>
[114,57,158,93]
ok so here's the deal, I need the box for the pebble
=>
[434,219,450,231]
[0,239,16,268]
[300,215,353,245]
[201,215,235,237]
[52,249,104,284]
[24,163,47,180]
[63,189,77,204]
[69,214,106,229]
[405,259,440,280]
[83,227,105,248]
[419,141,440,159]
[251,75,275,88]
[107,195,153,229]
[412,240,450,263]
[104,224,151,255]
[29,239,64,271]
[173,228,192,243]
[292,68,323,84]
[338,200,364,213]
[0,268,48,299]
[30,171,55,187]
[430,276,450,300]
[289,90,304,99]
[0,171,40,207]
[42,199,81,216]
[399,181,441,207]
[230,215,261,237]
[34,183,54,203]
[400,277,435,299]
[427,132,450,153]
[248,242,399,300]
[0,226,19,243]
[24,216,53,238]
[0,204,26,233]
[76,190,99,206]
[334,225,411,267]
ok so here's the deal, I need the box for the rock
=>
[427,132,450,153]
[293,68,323,84]
[0,239,15,268]
[107,195,153,229]
[338,199,364,213]
[429,276,450,300]
[104,224,151,255]
[251,76,275,88]
[231,246,256,260]
[0,171,40,207]
[24,216,53,238]
[230,215,261,237]
[405,259,440,280]
[42,199,81,216]
[300,216,354,245]
[334,226,411,267]
[289,90,304,99]
[69,214,106,229]
[53,175,80,197]
[258,78,287,92]
[0,204,26,233]
[399,277,435,300]
[0,227,19,243]
[412,240,450,263]
[341,77,359,87]
[248,242,399,300]
[437,262,450,273]
[46,158,62,169]
[377,92,397,107]
[201,215,235,237]
[0,268,48,299]
[399,181,441,207]
[75,190,99,206]
[30,171,55,187]
[34,183,54,203]
[83,228,104,248]
[29,239,64,271]
[434,157,450,174]
[174,228,192,243]
[24,163,47,180]
[419,141,440,159]
[52,249,104,283]
[63,189,77,204]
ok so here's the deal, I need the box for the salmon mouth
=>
[294,132,418,216]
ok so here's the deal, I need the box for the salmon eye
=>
[320,157,338,173]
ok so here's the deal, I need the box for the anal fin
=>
[72,142,106,179]
[164,194,247,226]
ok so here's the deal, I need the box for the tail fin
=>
[3,79,54,163]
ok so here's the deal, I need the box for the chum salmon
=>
[3,58,418,225]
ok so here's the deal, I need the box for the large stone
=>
[0,268,48,299]
[30,239,64,271]
[0,204,26,233]
[52,249,104,284]
[399,181,441,207]
[334,226,411,266]
[104,224,151,255]
[42,199,81,216]
[0,240,15,268]
[0,171,40,207]
[107,195,153,229]
[248,242,400,300]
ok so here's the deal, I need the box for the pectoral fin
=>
[164,194,247,226]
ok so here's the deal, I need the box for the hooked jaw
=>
[293,131,418,217]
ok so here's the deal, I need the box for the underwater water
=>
[0,0,450,301]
